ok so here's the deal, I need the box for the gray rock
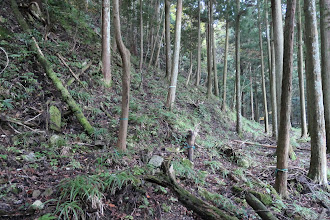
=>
[22,152,36,162]
[148,155,164,167]
[31,200,44,210]
[32,190,41,198]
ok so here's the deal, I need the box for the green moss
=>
[49,105,61,132]
[250,190,272,206]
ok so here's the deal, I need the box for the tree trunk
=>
[206,0,213,99]
[102,0,111,86]
[149,7,164,68]
[320,0,330,153]
[165,0,171,80]
[254,70,260,122]
[113,0,131,151]
[271,0,284,134]
[246,193,278,220]
[270,23,278,138]
[266,0,278,138]
[186,52,193,86]
[275,0,296,197]
[258,1,269,133]
[165,0,183,110]
[154,22,165,67]
[139,0,143,72]
[236,0,242,134]
[196,0,201,86]
[296,0,308,138]
[250,65,255,120]
[211,2,219,97]
[222,19,229,111]
[10,0,94,136]
[304,0,328,185]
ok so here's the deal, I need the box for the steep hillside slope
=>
[0,1,329,219]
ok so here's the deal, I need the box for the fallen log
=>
[11,0,94,136]
[232,140,277,149]
[145,158,237,220]
[245,193,278,220]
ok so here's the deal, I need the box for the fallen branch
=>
[67,61,92,87]
[145,158,237,220]
[0,47,9,74]
[232,140,277,149]
[11,0,94,136]
[0,114,44,133]
[245,193,278,220]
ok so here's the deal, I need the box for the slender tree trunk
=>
[236,0,242,134]
[113,0,131,151]
[222,19,229,111]
[304,0,328,185]
[149,8,164,67]
[165,0,171,80]
[155,22,165,67]
[266,0,278,138]
[206,0,213,99]
[250,65,255,120]
[102,0,111,86]
[139,0,143,72]
[254,70,260,122]
[270,23,278,137]
[296,0,308,138]
[196,0,201,86]
[258,1,269,133]
[320,0,330,153]
[275,0,296,197]
[186,52,193,86]
[165,0,182,110]
[271,0,284,133]
[211,2,219,97]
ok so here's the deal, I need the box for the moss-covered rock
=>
[250,190,273,206]
[49,105,61,132]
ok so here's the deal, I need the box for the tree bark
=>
[266,0,278,138]
[246,193,278,220]
[10,0,94,136]
[296,0,308,138]
[113,0,131,151]
[186,51,193,86]
[275,0,296,197]
[254,69,260,122]
[236,0,242,134]
[271,0,284,134]
[206,0,213,99]
[320,0,330,153]
[222,19,229,111]
[258,1,269,133]
[102,0,111,86]
[165,0,171,80]
[270,23,278,138]
[165,0,183,110]
[304,0,328,185]
[139,0,143,72]
[149,7,164,68]
[196,0,201,86]
[250,65,255,120]
[154,22,165,67]
[211,2,219,97]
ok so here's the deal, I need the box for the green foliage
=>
[204,160,223,174]
[291,202,318,219]
[38,213,57,220]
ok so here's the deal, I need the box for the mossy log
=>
[10,0,94,136]
[145,159,237,220]
[245,193,278,220]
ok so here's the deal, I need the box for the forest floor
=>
[0,1,330,219]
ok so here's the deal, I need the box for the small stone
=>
[32,190,41,198]
[148,155,164,167]
[41,188,54,198]
[22,152,36,162]
[49,105,61,132]
[31,200,44,210]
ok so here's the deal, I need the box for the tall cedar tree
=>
[222,18,229,110]
[139,0,143,72]
[275,0,296,197]
[271,0,284,132]
[235,0,242,134]
[258,0,269,133]
[320,0,330,153]
[113,0,131,151]
[165,0,183,110]
[102,0,111,85]
[196,0,201,86]
[304,0,328,185]
[165,0,171,80]
[296,0,308,138]
[206,0,213,99]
